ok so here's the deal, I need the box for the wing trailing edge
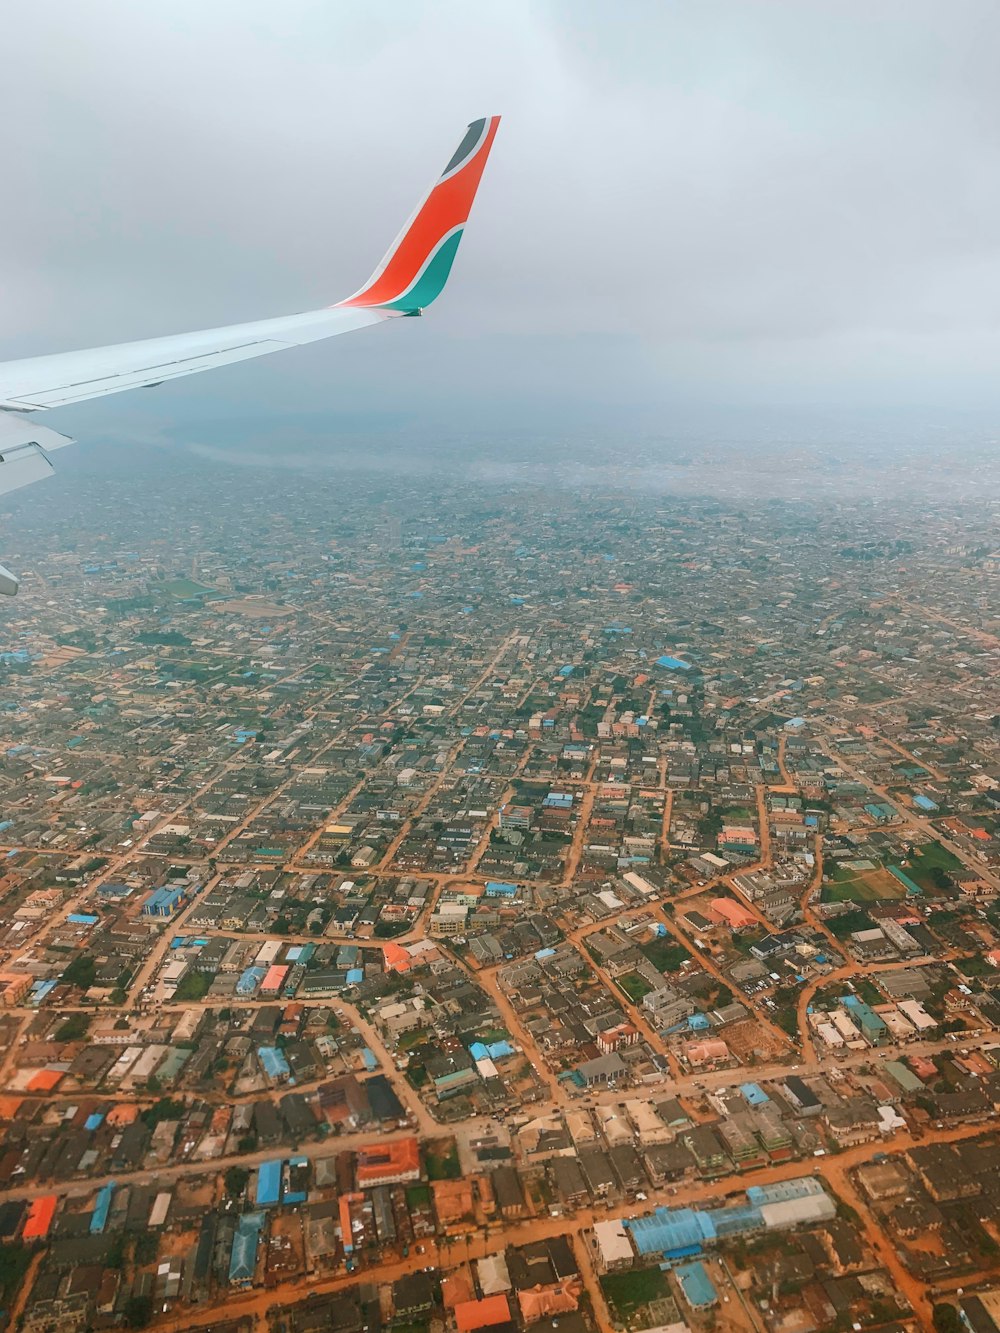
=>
[0,117,500,592]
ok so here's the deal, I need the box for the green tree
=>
[55,1013,89,1042]
[224,1166,250,1196]
[124,1294,154,1328]
[61,953,97,989]
[932,1304,963,1333]
[141,1097,185,1126]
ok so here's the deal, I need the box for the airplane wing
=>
[0,115,500,593]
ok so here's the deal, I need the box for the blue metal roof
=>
[90,1182,115,1234]
[747,1178,823,1206]
[255,1160,282,1207]
[258,1046,291,1081]
[626,1206,717,1256]
[711,1203,763,1237]
[237,966,265,995]
[229,1212,265,1282]
[676,1261,717,1308]
[739,1082,769,1106]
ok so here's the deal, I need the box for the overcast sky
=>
[5,0,1000,450]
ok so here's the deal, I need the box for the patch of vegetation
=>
[731,929,766,955]
[61,953,97,989]
[173,971,213,1001]
[904,841,964,892]
[641,937,691,973]
[136,630,192,646]
[124,1294,154,1328]
[133,1231,159,1265]
[158,577,216,599]
[396,1027,431,1052]
[771,986,801,1037]
[853,978,882,1006]
[54,1013,90,1042]
[932,1304,963,1333]
[955,954,993,978]
[827,908,877,939]
[406,1184,432,1209]
[224,1166,249,1197]
[0,1242,31,1312]
[424,1139,461,1181]
[618,972,654,1003]
[600,1267,669,1319]
[374,919,411,938]
[141,1097,186,1127]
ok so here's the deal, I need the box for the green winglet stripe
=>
[379,230,464,311]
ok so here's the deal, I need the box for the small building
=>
[228,1212,265,1286]
[592,1219,634,1272]
[142,887,186,919]
[676,1260,717,1310]
[454,1295,512,1332]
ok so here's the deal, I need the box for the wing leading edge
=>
[0,115,501,591]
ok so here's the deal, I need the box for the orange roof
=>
[518,1280,581,1322]
[26,1069,64,1093]
[454,1295,511,1332]
[432,1177,474,1225]
[356,1136,420,1185]
[105,1102,139,1126]
[22,1194,57,1240]
[442,1271,475,1310]
[686,1039,729,1062]
[711,897,757,928]
[382,942,412,974]
[0,1096,23,1120]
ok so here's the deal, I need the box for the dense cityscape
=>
[0,439,994,1333]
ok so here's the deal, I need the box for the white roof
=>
[593,1218,634,1265]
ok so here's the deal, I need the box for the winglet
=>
[337,116,501,313]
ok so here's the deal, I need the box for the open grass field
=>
[902,840,965,892]
[159,577,217,599]
[600,1266,670,1319]
[618,971,654,1003]
[827,907,877,938]
[424,1138,461,1181]
[641,938,691,974]
[823,861,906,902]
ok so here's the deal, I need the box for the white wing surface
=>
[0,115,501,592]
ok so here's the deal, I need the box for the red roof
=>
[26,1068,63,1093]
[23,1194,57,1240]
[454,1295,511,1332]
[382,942,412,973]
[355,1136,420,1185]
[711,897,757,928]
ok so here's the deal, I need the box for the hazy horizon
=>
[6,1,1000,457]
